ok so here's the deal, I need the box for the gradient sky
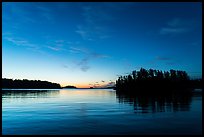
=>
[2,2,202,88]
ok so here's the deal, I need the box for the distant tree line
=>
[63,85,77,88]
[115,68,202,93]
[2,78,61,89]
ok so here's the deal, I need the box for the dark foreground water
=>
[2,89,202,135]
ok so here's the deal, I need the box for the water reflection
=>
[116,90,193,113]
[2,89,60,98]
[2,89,202,135]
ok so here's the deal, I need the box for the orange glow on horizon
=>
[60,83,92,88]
[60,82,110,88]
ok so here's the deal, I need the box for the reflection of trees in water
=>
[2,90,60,98]
[116,90,192,113]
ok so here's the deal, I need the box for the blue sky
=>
[2,2,202,88]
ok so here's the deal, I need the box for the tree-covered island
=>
[63,85,77,88]
[2,78,61,89]
[115,68,202,94]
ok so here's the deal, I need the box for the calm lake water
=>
[2,89,202,135]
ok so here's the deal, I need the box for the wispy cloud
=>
[81,65,90,72]
[69,46,109,58]
[47,46,62,51]
[155,56,172,61]
[91,53,110,58]
[102,2,136,10]
[62,64,69,68]
[4,35,67,53]
[69,46,109,72]
[37,6,53,21]
[45,39,69,51]
[160,28,188,35]
[69,46,89,54]
[4,3,37,25]
[160,18,194,35]
[75,5,112,41]
[156,56,177,66]
[104,81,115,88]
[88,79,116,88]
[147,56,179,67]
[76,53,109,72]
[4,37,39,49]
[3,36,48,55]
[75,31,90,41]
[55,40,65,43]
[167,18,180,27]
[76,25,108,41]
[77,56,90,72]
[3,3,55,33]
[190,41,201,46]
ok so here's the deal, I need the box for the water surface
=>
[2,89,202,135]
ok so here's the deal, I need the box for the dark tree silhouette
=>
[148,69,154,79]
[115,68,202,94]
[2,78,61,89]
[63,85,77,88]
[132,70,137,81]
